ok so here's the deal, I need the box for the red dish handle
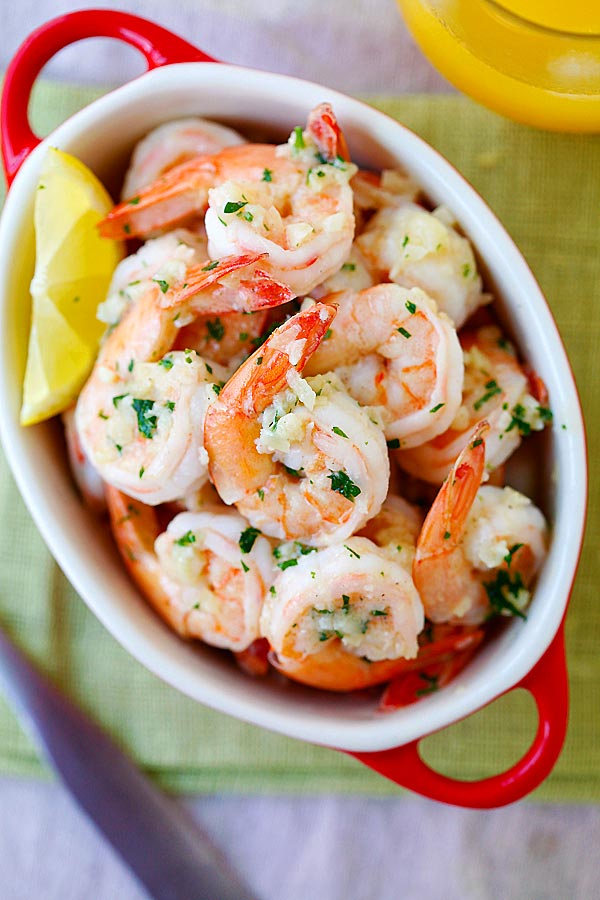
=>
[348,625,568,808]
[1,9,217,185]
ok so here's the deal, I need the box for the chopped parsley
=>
[471,438,483,448]
[201,260,220,272]
[405,299,417,315]
[484,569,527,619]
[430,403,445,413]
[132,398,158,439]
[205,362,213,375]
[278,558,298,571]
[386,438,401,449]
[504,543,524,567]
[341,262,356,272]
[98,411,108,420]
[538,406,553,423]
[112,393,128,407]
[416,673,440,696]
[262,168,273,182]
[240,560,250,573]
[212,381,225,395]
[138,466,145,479]
[239,526,262,553]
[397,327,412,339]
[164,400,175,412]
[344,544,361,559]
[153,278,169,294]
[328,470,361,501]
[505,403,532,436]
[128,358,134,372]
[292,126,305,151]
[474,379,502,411]
[257,488,265,501]
[175,531,196,547]
[283,464,303,478]
[223,199,247,214]
[129,196,141,205]
[332,426,348,438]
[206,318,225,341]
[402,234,410,248]
[462,263,471,278]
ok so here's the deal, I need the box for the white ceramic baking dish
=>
[0,10,587,807]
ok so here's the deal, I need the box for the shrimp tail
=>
[417,421,489,557]
[161,253,294,312]
[98,155,217,240]
[307,102,351,162]
[218,302,337,410]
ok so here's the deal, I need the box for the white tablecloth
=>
[1,2,597,898]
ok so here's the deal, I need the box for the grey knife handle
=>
[0,626,259,900]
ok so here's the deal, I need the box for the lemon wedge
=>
[21,148,124,425]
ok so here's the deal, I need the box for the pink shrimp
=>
[99,104,357,296]
[204,304,390,545]
[396,324,552,484]
[106,488,273,651]
[413,422,548,624]
[75,253,293,505]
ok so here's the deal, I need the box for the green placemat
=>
[0,82,598,800]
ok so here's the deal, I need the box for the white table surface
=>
[1,1,598,898]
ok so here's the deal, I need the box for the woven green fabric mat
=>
[0,81,597,799]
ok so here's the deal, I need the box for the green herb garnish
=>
[239,526,262,554]
[132,398,158,439]
[206,318,225,341]
[328,470,361,501]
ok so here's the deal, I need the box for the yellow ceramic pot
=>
[398,0,600,131]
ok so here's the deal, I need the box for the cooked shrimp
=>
[100,103,357,297]
[100,228,275,370]
[205,304,390,545]
[122,118,246,198]
[396,324,553,484]
[351,168,420,228]
[106,487,273,651]
[172,308,270,371]
[304,285,464,447]
[97,228,209,327]
[356,202,487,328]
[260,536,424,691]
[205,103,356,296]
[358,493,424,572]
[62,407,106,514]
[413,423,548,625]
[76,254,293,504]
[310,243,375,299]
